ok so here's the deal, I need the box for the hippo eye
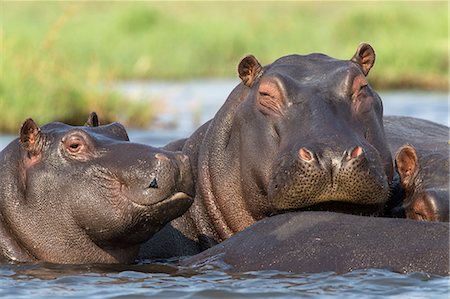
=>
[257,79,284,116]
[351,75,368,100]
[67,140,83,153]
[64,135,88,155]
[358,84,368,96]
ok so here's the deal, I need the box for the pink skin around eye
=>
[258,80,284,115]
[351,75,368,98]
[351,75,371,114]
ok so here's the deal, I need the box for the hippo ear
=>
[238,55,263,87]
[395,144,418,190]
[20,118,43,156]
[85,112,99,127]
[351,43,375,76]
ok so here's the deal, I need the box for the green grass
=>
[1,1,448,133]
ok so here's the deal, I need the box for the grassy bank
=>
[1,2,448,133]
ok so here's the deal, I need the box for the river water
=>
[0,80,449,298]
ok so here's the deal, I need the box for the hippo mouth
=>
[153,192,193,206]
[129,192,193,208]
[134,191,194,226]
[92,167,193,208]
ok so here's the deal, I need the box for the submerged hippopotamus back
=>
[181,211,449,276]
[142,43,395,258]
[0,113,193,264]
[384,116,449,222]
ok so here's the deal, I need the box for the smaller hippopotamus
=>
[0,113,193,264]
[383,116,449,222]
[394,144,449,221]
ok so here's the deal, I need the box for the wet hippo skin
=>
[181,211,450,276]
[140,43,398,258]
[0,113,194,264]
[384,116,449,221]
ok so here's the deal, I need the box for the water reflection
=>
[3,262,178,281]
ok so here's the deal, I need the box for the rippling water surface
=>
[1,262,449,299]
[0,81,448,298]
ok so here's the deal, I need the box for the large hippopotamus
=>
[0,113,193,264]
[179,118,450,275]
[384,116,449,221]
[141,43,398,258]
[181,211,449,275]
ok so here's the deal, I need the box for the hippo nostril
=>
[298,147,314,162]
[346,146,364,161]
[148,178,158,189]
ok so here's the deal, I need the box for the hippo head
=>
[0,113,193,263]
[395,145,449,222]
[235,43,393,216]
[192,44,396,242]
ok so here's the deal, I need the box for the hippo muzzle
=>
[268,139,390,212]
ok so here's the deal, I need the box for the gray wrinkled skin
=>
[141,44,396,258]
[0,115,193,264]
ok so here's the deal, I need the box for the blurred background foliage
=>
[1,1,448,133]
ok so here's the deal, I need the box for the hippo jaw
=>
[77,149,194,245]
[70,153,194,257]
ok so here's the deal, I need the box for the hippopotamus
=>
[384,116,449,221]
[141,43,397,258]
[181,211,449,276]
[0,113,193,264]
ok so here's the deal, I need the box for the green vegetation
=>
[1,2,448,133]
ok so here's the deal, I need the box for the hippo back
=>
[181,211,450,275]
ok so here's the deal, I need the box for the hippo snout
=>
[136,151,194,206]
[298,145,365,169]
[269,144,389,212]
